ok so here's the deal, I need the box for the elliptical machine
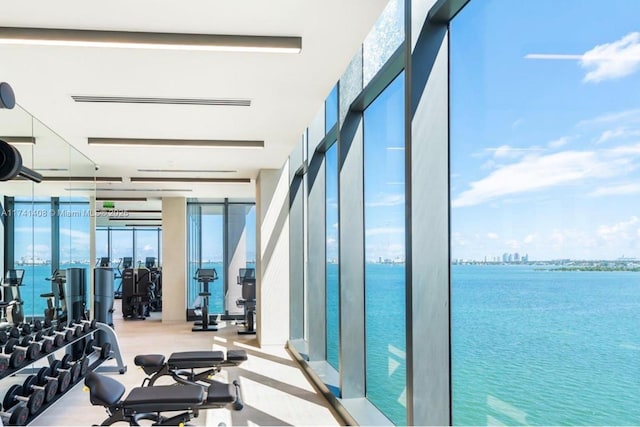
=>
[192,269,218,332]
[41,269,67,324]
[236,268,256,335]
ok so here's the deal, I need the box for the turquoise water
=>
[452,264,640,425]
[16,263,640,425]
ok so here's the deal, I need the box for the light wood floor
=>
[28,303,342,426]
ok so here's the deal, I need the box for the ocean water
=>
[452,264,640,426]
[14,263,640,425]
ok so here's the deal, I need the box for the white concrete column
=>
[161,197,187,322]
[256,165,290,346]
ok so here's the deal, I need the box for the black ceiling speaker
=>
[0,140,43,183]
[0,82,15,109]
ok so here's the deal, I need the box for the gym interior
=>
[0,0,635,426]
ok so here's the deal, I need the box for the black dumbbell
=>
[35,367,60,397]
[70,319,97,334]
[0,339,25,368]
[50,323,74,343]
[5,337,40,361]
[0,404,28,426]
[3,383,44,415]
[55,321,82,340]
[23,374,57,405]
[32,330,58,353]
[59,354,84,383]
[7,323,33,338]
[49,360,73,394]
[84,339,112,359]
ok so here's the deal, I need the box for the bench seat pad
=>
[125,385,204,412]
[168,351,225,369]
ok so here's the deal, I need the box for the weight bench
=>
[134,349,247,410]
[84,371,205,426]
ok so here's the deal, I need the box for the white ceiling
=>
[0,0,388,205]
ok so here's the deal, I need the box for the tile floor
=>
[23,304,342,426]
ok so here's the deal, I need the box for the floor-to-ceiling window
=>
[451,0,640,424]
[187,201,255,316]
[110,228,133,269]
[325,141,340,370]
[12,198,51,318]
[59,200,90,270]
[363,71,406,425]
[135,228,161,267]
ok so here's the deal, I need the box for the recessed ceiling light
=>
[137,169,236,173]
[72,96,251,107]
[0,27,302,54]
[88,137,263,148]
[129,177,250,183]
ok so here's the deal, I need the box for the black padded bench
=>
[85,372,205,425]
[133,349,247,410]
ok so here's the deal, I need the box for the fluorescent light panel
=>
[96,188,193,192]
[0,27,301,53]
[108,217,160,221]
[96,209,161,214]
[88,137,263,148]
[1,136,35,144]
[96,197,147,202]
[72,96,251,106]
[137,169,236,173]
[43,176,122,182]
[130,177,250,183]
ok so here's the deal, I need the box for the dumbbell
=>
[35,366,61,397]
[49,359,74,394]
[50,323,74,343]
[59,321,83,339]
[32,330,57,354]
[84,338,112,359]
[3,383,44,415]
[0,404,28,426]
[59,354,87,383]
[70,319,97,334]
[0,339,25,368]
[23,374,57,405]
[5,336,40,361]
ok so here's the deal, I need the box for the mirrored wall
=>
[0,102,96,323]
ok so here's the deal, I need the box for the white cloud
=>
[452,150,629,207]
[487,232,499,240]
[595,127,640,144]
[512,118,524,129]
[505,239,520,250]
[366,194,404,207]
[577,109,640,128]
[597,216,639,241]
[485,145,542,159]
[581,32,640,83]
[365,227,404,237]
[548,137,570,149]
[523,234,537,244]
[589,182,640,197]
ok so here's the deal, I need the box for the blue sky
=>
[451,0,640,261]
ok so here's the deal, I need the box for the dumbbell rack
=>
[0,321,127,425]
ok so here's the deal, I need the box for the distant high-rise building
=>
[514,252,520,262]
[502,253,509,263]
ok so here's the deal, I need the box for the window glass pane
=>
[363,72,405,424]
[363,0,404,86]
[135,228,160,267]
[227,204,256,314]
[325,84,339,134]
[96,228,109,265]
[193,205,224,314]
[326,142,340,370]
[110,229,133,268]
[451,1,640,424]
[59,201,90,270]
[13,201,51,318]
